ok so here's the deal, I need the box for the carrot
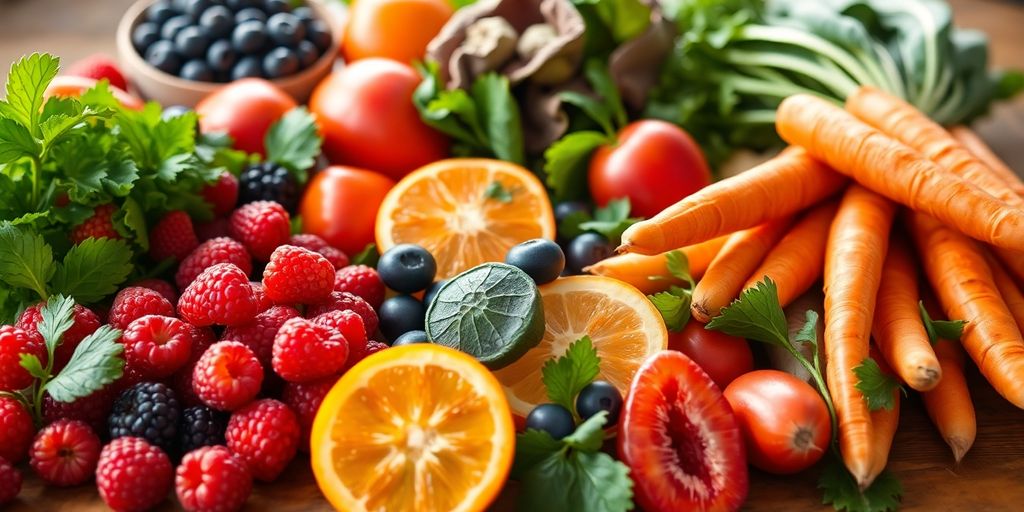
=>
[920,296,976,463]
[824,185,896,488]
[984,250,1024,331]
[907,211,1024,409]
[951,125,1024,198]
[583,236,728,295]
[690,218,793,323]
[742,200,838,308]
[871,235,942,391]
[865,346,901,485]
[776,94,1024,252]
[617,147,846,255]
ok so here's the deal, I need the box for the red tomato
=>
[195,78,296,156]
[44,76,144,110]
[343,0,453,64]
[723,370,831,474]
[299,166,395,255]
[589,120,711,218]
[309,58,449,180]
[669,319,754,389]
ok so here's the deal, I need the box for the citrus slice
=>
[493,275,669,418]
[375,158,556,279]
[311,344,515,512]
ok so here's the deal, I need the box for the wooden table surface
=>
[2,0,1024,510]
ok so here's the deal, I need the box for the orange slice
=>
[493,275,669,418]
[310,344,515,512]
[375,158,556,279]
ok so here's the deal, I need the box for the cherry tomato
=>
[44,76,144,110]
[668,319,754,389]
[589,120,711,218]
[299,165,395,256]
[195,78,296,156]
[343,0,453,64]
[723,370,831,474]
[309,59,449,181]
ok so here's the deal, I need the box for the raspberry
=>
[109,287,175,330]
[193,341,264,411]
[250,281,273,312]
[313,310,370,371]
[180,406,228,453]
[70,203,121,244]
[96,437,173,512]
[195,218,232,242]
[176,237,253,290]
[122,315,194,379]
[363,340,389,359]
[66,54,128,91]
[109,382,182,453]
[221,306,300,369]
[333,264,385,309]
[272,317,348,383]
[306,291,379,335]
[131,278,178,303]
[30,420,101,487]
[262,245,335,304]
[201,171,240,218]
[225,399,299,482]
[281,378,335,450]
[289,234,350,268]
[17,301,101,371]
[0,457,21,505]
[0,325,45,391]
[150,210,199,262]
[229,201,290,262]
[43,385,116,432]
[176,446,252,512]
[178,263,260,327]
[0,396,33,464]
[172,326,217,407]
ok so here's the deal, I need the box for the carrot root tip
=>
[913,366,942,392]
[691,302,711,324]
[948,436,973,464]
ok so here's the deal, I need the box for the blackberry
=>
[108,382,182,454]
[180,406,228,453]
[238,162,301,212]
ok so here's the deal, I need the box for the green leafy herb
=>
[648,286,692,332]
[819,453,903,512]
[853,358,903,412]
[0,221,55,300]
[265,107,321,182]
[559,198,642,246]
[483,181,513,203]
[918,300,966,344]
[37,295,75,354]
[50,238,134,304]
[664,250,695,288]
[544,131,609,201]
[351,243,380,268]
[541,335,601,416]
[45,325,124,403]
[706,277,790,347]
[1,53,60,134]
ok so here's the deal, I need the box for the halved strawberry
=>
[618,350,748,512]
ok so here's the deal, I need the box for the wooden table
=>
[3,0,1024,510]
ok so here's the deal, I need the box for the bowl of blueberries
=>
[118,0,338,106]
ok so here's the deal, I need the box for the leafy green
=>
[51,238,134,304]
[541,336,601,416]
[544,131,610,201]
[0,221,55,300]
[574,0,652,45]
[819,453,903,512]
[853,357,903,412]
[664,250,696,288]
[265,107,321,182]
[918,300,966,344]
[37,295,75,355]
[648,286,692,331]
[1,53,60,134]
[351,243,380,268]
[483,181,513,203]
[45,325,124,402]
[559,198,642,245]
[706,277,790,347]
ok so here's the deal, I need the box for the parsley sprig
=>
[559,198,643,246]
[646,250,697,331]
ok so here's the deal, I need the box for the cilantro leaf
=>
[819,454,902,512]
[265,107,321,182]
[0,221,56,300]
[794,309,821,364]
[664,250,695,288]
[648,286,692,331]
[1,53,60,133]
[544,131,609,201]
[706,277,789,347]
[578,198,643,245]
[483,181,513,203]
[51,238,134,304]
[918,301,966,344]
[853,358,902,411]
[45,325,124,403]
[38,295,76,355]
[351,243,380,268]
[541,336,601,414]
[0,117,40,164]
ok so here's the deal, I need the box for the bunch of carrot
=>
[608,86,1024,489]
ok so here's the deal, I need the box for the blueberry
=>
[379,295,426,342]
[231,55,263,79]
[292,6,314,23]
[267,12,306,46]
[392,330,429,346]
[234,7,266,24]
[295,40,319,68]
[525,404,575,440]
[306,19,331,52]
[575,380,623,424]
[505,238,565,285]
[554,201,589,224]
[145,40,182,75]
[262,47,299,78]
[160,15,192,41]
[146,0,178,24]
[161,105,192,120]
[263,0,290,14]
[174,25,210,59]
[206,39,236,72]
[133,22,162,54]
[182,0,211,20]
[199,5,234,39]
[180,59,214,81]
[566,232,613,274]
[225,0,255,10]
[232,20,267,54]
[423,279,447,308]
[378,244,437,293]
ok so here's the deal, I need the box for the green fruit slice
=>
[425,263,545,370]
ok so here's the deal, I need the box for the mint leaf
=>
[819,453,902,512]
[853,357,902,411]
[351,243,379,268]
[2,53,60,134]
[38,295,76,355]
[266,107,321,182]
[918,301,965,344]
[664,250,695,288]
[20,353,48,380]
[648,286,691,331]
[45,325,124,403]
[542,335,601,414]
[483,181,513,203]
[0,117,40,164]
[51,238,134,304]
[544,131,609,201]
[0,221,56,300]
[706,278,790,347]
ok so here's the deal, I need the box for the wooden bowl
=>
[116,0,339,107]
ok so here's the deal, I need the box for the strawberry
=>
[65,54,128,91]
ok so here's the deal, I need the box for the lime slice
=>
[425,263,545,370]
